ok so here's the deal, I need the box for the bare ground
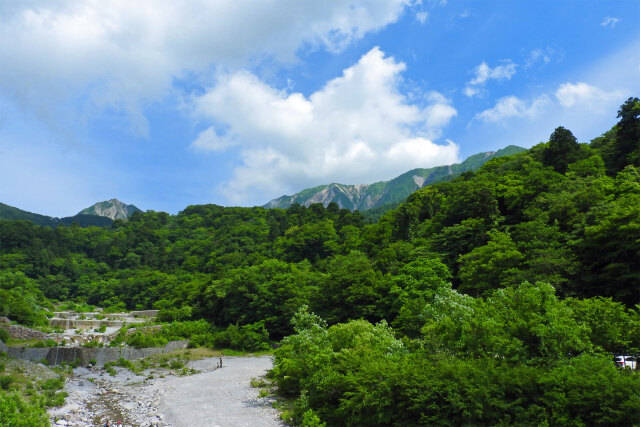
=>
[50,356,286,427]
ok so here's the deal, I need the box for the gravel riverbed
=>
[49,356,285,427]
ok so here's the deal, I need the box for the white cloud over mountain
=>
[555,82,623,108]
[474,95,549,123]
[0,0,410,136]
[192,48,459,204]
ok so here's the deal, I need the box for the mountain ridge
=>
[0,202,113,227]
[0,198,141,227]
[264,145,525,211]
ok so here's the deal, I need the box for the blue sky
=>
[1,0,639,217]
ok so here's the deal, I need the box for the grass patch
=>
[0,356,72,423]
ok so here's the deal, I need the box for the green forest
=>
[1,98,640,425]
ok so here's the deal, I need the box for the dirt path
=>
[50,356,285,426]
[160,356,285,427]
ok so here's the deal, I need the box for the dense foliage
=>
[1,98,639,424]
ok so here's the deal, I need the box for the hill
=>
[0,203,113,227]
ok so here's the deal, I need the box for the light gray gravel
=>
[50,356,285,427]
[160,356,285,427]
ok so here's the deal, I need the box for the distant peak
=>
[78,199,141,220]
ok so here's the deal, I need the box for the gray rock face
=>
[78,199,141,220]
[264,145,525,211]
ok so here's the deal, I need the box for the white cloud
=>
[601,17,620,28]
[0,0,410,137]
[192,47,459,203]
[524,47,561,68]
[555,82,623,108]
[463,86,483,97]
[416,11,428,23]
[464,61,517,97]
[474,95,549,123]
[191,127,235,152]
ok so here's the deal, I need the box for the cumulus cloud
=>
[600,17,620,28]
[464,61,517,97]
[0,0,410,137]
[192,47,459,203]
[474,95,549,123]
[555,82,623,108]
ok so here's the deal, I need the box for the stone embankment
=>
[1,323,50,340]
[6,340,189,366]
[1,310,174,366]
[49,310,157,330]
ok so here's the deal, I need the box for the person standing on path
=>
[219,357,223,368]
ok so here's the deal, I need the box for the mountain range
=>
[0,199,140,227]
[1,146,524,226]
[264,145,525,211]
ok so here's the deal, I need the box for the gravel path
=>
[161,356,285,427]
[50,356,286,427]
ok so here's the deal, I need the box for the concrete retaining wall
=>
[130,310,159,317]
[49,319,134,330]
[4,340,189,366]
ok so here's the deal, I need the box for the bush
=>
[158,320,216,347]
[213,321,270,351]
[114,357,134,370]
[0,328,9,343]
[125,331,168,348]
[169,360,184,370]
[157,306,193,322]
[0,391,49,426]
[0,375,14,390]
[40,376,64,391]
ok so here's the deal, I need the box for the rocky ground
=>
[49,355,285,427]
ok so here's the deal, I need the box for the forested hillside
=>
[1,98,639,425]
[0,202,113,228]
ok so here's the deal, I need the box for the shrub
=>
[29,341,48,348]
[115,357,134,370]
[169,360,184,370]
[0,375,14,390]
[213,321,270,351]
[157,306,193,322]
[0,391,49,425]
[40,376,64,391]
[125,331,168,348]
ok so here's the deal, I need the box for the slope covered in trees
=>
[1,98,639,425]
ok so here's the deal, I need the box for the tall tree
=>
[612,97,640,171]
[543,126,581,173]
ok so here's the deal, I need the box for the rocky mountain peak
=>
[78,199,141,220]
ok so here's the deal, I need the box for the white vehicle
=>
[614,355,637,369]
